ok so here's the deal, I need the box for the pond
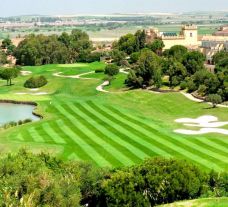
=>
[0,103,40,126]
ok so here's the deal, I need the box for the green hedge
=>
[24,76,47,88]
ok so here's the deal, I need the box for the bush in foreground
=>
[0,151,227,207]
[24,76,47,88]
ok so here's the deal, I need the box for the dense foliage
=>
[115,29,228,102]
[101,158,207,207]
[0,151,227,207]
[14,30,93,66]
[104,64,119,76]
[1,38,15,55]
[0,50,8,65]
[24,76,48,88]
[126,49,162,88]
[114,30,146,55]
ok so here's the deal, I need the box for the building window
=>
[190,33,193,37]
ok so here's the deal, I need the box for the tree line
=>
[13,30,101,66]
[110,30,228,104]
[0,150,227,207]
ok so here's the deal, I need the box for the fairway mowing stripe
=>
[76,103,155,159]
[20,130,36,143]
[81,103,168,158]
[69,105,144,164]
[67,103,135,166]
[214,137,228,145]
[35,128,58,144]
[54,120,95,162]
[42,123,66,144]
[211,138,228,148]
[98,103,227,159]
[161,131,228,165]
[54,104,112,167]
[15,133,24,141]
[68,153,81,160]
[88,102,172,158]
[105,105,228,162]
[27,127,45,143]
[104,105,224,171]
[56,119,108,167]
[194,137,228,156]
[74,103,153,160]
[94,102,228,168]
[62,104,123,167]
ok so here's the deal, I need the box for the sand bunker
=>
[174,115,228,135]
[21,70,32,76]
[53,71,95,80]
[29,88,39,91]
[96,81,109,93]
[175,128,228,135]
[15,92,48,96]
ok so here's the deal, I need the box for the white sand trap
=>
[29,88,39,91]
[175,115,228,128]
[175,128,228,135]
[21,70,32,76]
[53,71,95,80]
[174,115,228,135]
[96,81,110,93]
[15,92,48,96]
[33,92,48,95]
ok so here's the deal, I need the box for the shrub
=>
[99,158,207,207]
[198,84,207,96]
[187,80,197,93]
[95,68,104,73]
[23,119,32,124]
[206,94,222,108]
[180,81,187,90]
[104,64,119,76]
[24,76,47,88]
[86,52,102,63]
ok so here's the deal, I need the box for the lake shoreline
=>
[0,99,43,119]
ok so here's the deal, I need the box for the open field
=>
[0,62,227,171]
[0,24,220,41]
[157,197,228,207]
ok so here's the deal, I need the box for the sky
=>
[0,0,228,17]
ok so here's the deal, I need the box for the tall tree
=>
[166,45,188,62]
[126,50,162,88]
[147,39,165,55]
[135,30,146,51]
[182,51,205,75]
[165,59,187,87]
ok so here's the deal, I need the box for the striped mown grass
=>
[10,100,228,171]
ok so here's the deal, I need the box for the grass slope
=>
[157,197,228,207]
[0,62,227,171]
